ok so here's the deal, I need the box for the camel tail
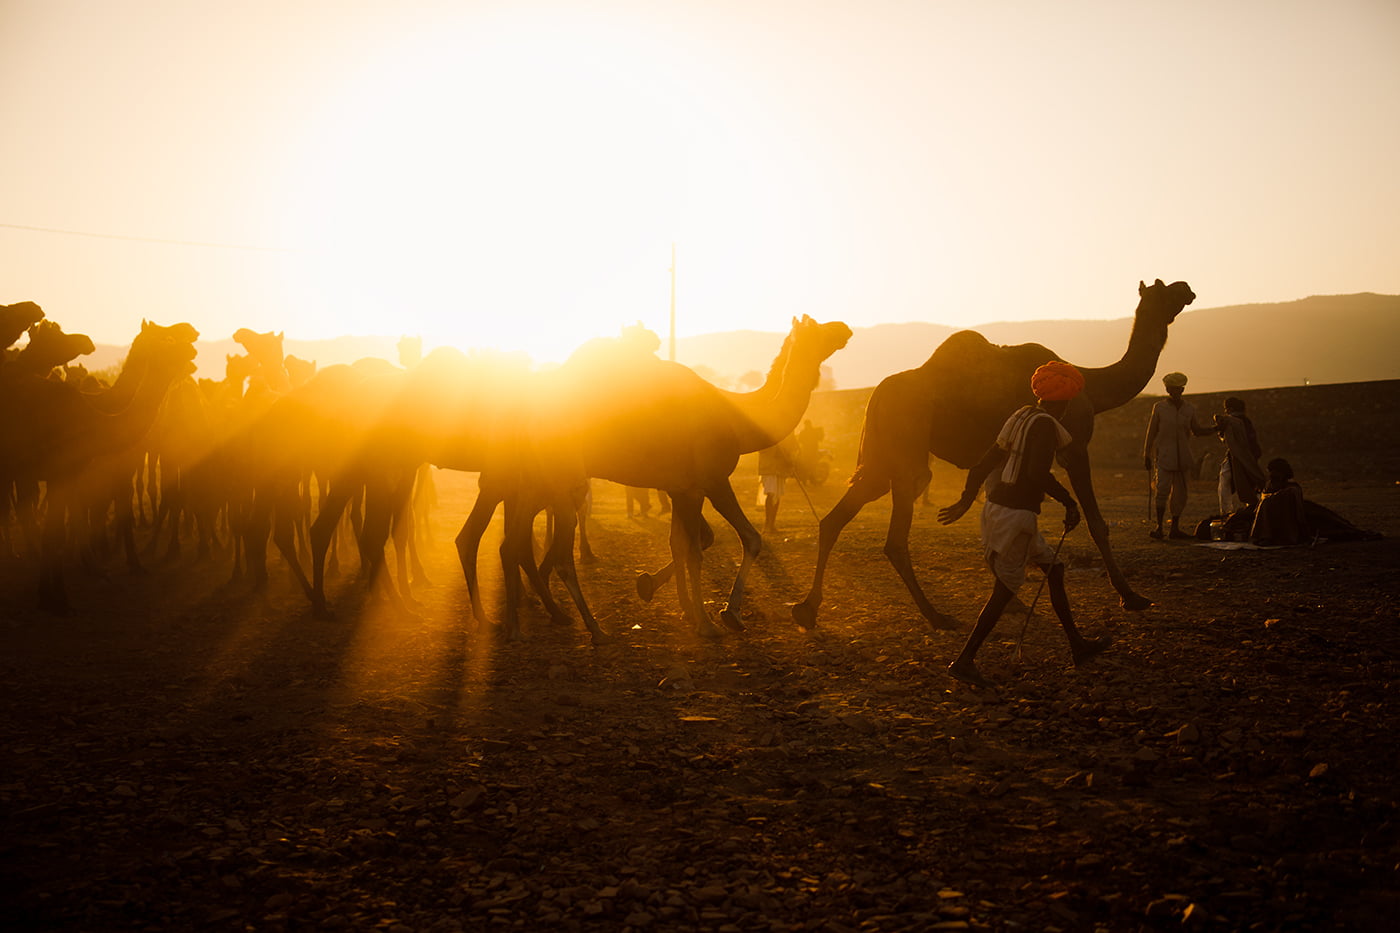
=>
[846,379,896,490]
[848,419,874,487]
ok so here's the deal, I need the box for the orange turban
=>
[1031,361,1084,401]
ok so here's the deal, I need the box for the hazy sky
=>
[4,0,1398,363]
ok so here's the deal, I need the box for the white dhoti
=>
[980,501,1058,593]
[758,474,786,506]
[1218,457,1238,515]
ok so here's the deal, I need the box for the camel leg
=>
[245,492,272,590]
[162,473,185,562]
[144,470,171,558]
[233,494,256,584]
[1061,447,1151,610]
[37,488,70,614]
[412,463,436,549]
[309,485,353,618]
[883,478,960,631]
[15,478,42,560]
[112,476,146,576]
[669,491,722,639]
[537,494,610,645]
[455,487,505,625]
[636,516,713,602]
[512,505,575,625]
[537,508,559,581]
[467,486,577,627]
[577,486,596,565]
[387,471,422,612]
[707,482,762,633]
[192,494,215,561]
[636,562,671,603]
[455,483,564,625]
[496,498,536,643]
[355,477,414,618]
[269,485,315,604]
[790,477,888,630]
[407,513,431,587]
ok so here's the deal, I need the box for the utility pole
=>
[668,242,677,362]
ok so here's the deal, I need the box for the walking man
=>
[937,361,1111,688]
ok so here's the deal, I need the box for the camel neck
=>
[1078,310,1171,413]
[725,351,821,453]
[99,361,181,453]
[88,346,151,414]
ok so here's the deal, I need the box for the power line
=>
[0,222,298,252]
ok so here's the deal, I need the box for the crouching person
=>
[936,361,1111,687]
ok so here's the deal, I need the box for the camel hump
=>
[921,331,1060,387]
[3,300,44,317]
[565,334,665,373]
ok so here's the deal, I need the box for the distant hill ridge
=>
[80,293,1399,395]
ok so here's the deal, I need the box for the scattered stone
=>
[1173,723,1201,744]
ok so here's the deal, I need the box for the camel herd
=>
[1,279,1195,639]
[0,301,853,638]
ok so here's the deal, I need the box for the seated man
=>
[1250,458,1310,546]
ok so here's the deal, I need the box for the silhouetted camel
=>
[791,279,1196,631]
[234,359,400,609]
[9,320,94,374]
[233,328,291,394]
[234,355,435,622]
[0,318,95,556]
[369,350,602,640]
[0,301,45,352]
[511,314,851,638]
[2,320,199,611]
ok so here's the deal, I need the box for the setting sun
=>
[271,10,797,362]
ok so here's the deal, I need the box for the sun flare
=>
[272,12,792,364]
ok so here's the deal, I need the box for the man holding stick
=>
[937,361,1111,687]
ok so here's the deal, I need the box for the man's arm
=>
[937,443,1005,525]
[1020,418,1081,529]
[1025,419,1079,517]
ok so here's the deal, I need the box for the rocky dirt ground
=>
[2,419,1398,931]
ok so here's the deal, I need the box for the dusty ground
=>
[2,422,1398,931]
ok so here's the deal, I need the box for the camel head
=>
[151,334,199,379]
[619,322,662,356]
[133,319,200,377]
[285,354,318,387]
[789,314,854,364]
[232,327,284,366]
[2,300,46,349]
[1137,279,1196,325]
[140,319,202,343]
[397,334,423,368]
[18,320,96,371]
[225,352,257,385]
